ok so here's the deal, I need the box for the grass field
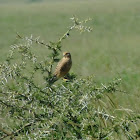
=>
[0,0,140,113]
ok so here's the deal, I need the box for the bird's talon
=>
[63,78,69,82]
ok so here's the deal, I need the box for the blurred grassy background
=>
[0,0,140,111]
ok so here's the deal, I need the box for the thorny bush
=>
[0,16,140,140]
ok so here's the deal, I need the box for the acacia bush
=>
[0,16,140,140]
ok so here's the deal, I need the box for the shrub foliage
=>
[0,16,140,140]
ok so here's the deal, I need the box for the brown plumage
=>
[50,52,72,83]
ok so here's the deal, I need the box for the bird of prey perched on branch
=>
[50,52,72,84]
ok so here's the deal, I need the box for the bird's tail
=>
[49,75,58,85]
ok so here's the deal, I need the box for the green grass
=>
[0,0,140,111]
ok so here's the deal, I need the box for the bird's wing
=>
[54,58,65,76]
[54,58,72,78]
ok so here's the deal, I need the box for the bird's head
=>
[63,52,71,58]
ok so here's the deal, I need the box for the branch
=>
[94,110,116,120]
[0,126,13,139]
[58,25,75,43]
[0,99,28,111]
[16,32,52,49]
[0,122,34,140]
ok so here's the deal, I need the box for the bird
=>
[50,52,72,84]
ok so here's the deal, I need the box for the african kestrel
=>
[50,52,72,83]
